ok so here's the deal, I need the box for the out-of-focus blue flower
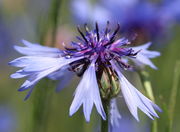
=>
[0,13,13,61]
[111,114,150,132]
[0,106,17,132]
[71,0,180,43]
[161,0,180,20]
[9,23,161,122]
[71,0,110,25]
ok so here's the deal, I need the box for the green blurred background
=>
[0,0,180,132]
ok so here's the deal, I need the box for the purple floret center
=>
[66,22,139,76]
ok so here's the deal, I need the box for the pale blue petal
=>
[10,56,84,72]
[14,40,62,57]
[132,42,160,58]
[69,59,106,122]
[134,89,162,115]
[22,40,58,51]
[109,98,121,128]
[111,61,161,121]
[9,56,38,67]
[10,70,30,78]
[131,42,160,69]
[24,87,34,100]
[142,50,161,58]
[116,71,139,121]
[10,40,84,97]
[136,54,158,70]
[9,57,69,73]
[18,66,63,91]
[18,57,84,90]
[21,57,66,73]
[10,55,84,98]
[132,42,152,51]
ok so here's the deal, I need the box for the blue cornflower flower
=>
[71,0,180,43]
[9,23,161,122]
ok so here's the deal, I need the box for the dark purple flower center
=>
[64,22,138,77]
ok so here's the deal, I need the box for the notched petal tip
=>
[132,112,139,122]
[152,103,163,113]
[21,39,34,46]
[145,42,152,48]
[18,86,29,92]
[151,64,158,70]
[10,73,21,79]
[84,115,91,123]
[18,88,25,92]
[23,88,33,101]
[14,45,24,53]
[21,39,28,44]
[69,111,73,117]
[8,61,13,66]
[8,59,17,66]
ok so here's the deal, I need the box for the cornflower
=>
[9,22,161,124]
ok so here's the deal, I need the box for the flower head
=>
[9,22,161,122]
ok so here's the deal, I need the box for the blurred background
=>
[0,0,180,132]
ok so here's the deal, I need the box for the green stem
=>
[101,99,110,132]
[138,71,157,132]
[168,60,180,132]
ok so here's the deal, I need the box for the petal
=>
[24,87,34,100]
[22,40,58,51]
[132,42,160,59]
[69,59,106,122]
[136,54,158,70]
[141,50,161,58]
[10,53,84,99]
[9,56,39,67]
[10,56,84,72]
[17,56,84,91]
[10,69,30,78]
[132,42,152,51]
[111,61,161,121]
[109,98,121,128]
[14,40,63,57]
[131,42,160,69]
[18,66,62,91]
